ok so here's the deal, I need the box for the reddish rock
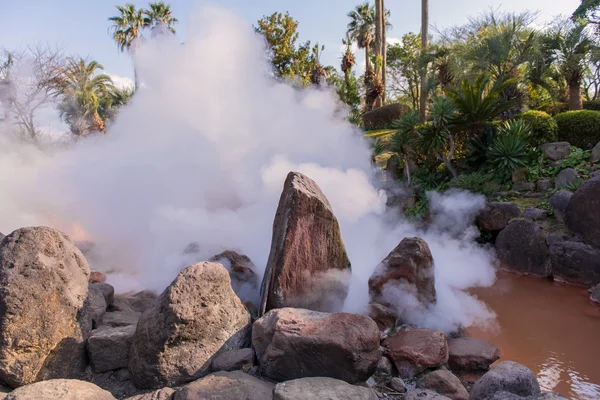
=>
[259,172,351,315]
[369,237,436,308]
[383,329,448,378]
[368,303,399,331]
[210,250,259,304]
[448,338,500,372]
[252,307,381,383]
[417,369,468,400]
[90,271,107,284]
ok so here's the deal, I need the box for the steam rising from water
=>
[0,5,495,332]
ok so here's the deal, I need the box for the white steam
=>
[0,4,496,333]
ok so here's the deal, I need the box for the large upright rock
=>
[129,262,251,389]
[548,190,572,221]
[565,175,600,248]
[259,172,351,315]
[495,219,550,277]
[0,227,91,388]
[549,241,600,286]
[369,237,436,310]
[253,308,381,383]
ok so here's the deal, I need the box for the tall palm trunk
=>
[568,74,583,110]
[374,0,384,109]
[419,0,429,123]
[381,0,386,104]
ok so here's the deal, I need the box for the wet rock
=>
[111,290,158,313]
[88,325,136,373]
[5,379,115,400]
[418,369,468,400]
[535,179,552,192]
[383,329,448,379]
[555,168,579,189]
[511,182,535,192]
[209,250,259,305]
[523,208,547,221]
[174,371,273,400]
[273,377,378,400]
[476,202,521,232]
[489,392,568,400]
[101,310,141,328]
[495,219,551,277]
[129,262,251,389]
[253,307,381,383]
[565,175,600,248]
[211,348,255,372]
[124,388,175,400]
[88,284,108,329]
[591,284,600,303]
[368,303,399,331]
[548,190,573,221]
[591,141,600,162]
[448,338,500,371]
[549,241,600,286]
[405,388,452,400]
[539,142,571,161]
[369,237,436,311]
[92,283,115,307]
[470,361,541,400]
[0,227,91,388]
[389,377,407,393]
[259,172,351,315]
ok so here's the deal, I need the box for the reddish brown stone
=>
[448,338,500,372]
[259,172,351,315]
[210,250,259,304]
[89,271,107,284]
[383,329,448,378]
[368,303,399,331]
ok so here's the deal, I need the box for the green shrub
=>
[487,122,530,181]
[449,171,495,194]
[520,110,558,146]
[583,100,600,111]
[554,110,600,149]
[538,102,568,116]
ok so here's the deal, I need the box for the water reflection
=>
[468,271,600,400]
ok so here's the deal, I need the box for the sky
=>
[1,0,580,87]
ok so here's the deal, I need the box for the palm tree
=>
[144,1,178,37]
[347,2,376,108]
[51,58,116,136]
[341,35,356,87]
[419,0,429,122]
[310,44,327,86]
[109,4,146,89]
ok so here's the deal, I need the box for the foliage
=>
[108,4,146,53]
[465,126,497,170]
[405,197,429,219]
[387,33,422,108]
[519,110,559,146]
[527,146,593,182]
[564,178,584,191]
[554,110,600,149]
[572,0,600,27]
[449,171,496,194]
[487,120,531,181]
[144,1,178,36]
[583,100,600,110]
[411,169,449,191]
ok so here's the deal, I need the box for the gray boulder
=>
[535,179,552,191]
[469,361,541,400]
[390,377,407,393]
[111,290,157,313]
[88,325,136,373]
[591,141,600,162]
[0,227,91,388]
[489,392,567,400]
[273,377,378,400]
[101,310,141,328]
[88,284,108,329]
[554,168,579,189]
[565,175,600,248]
[418,370,468,400]
[591,284,600,303]
[495,219,551,277]
[448,338,500,371]
[539,142,571,161]
[124,388,175,400]
[406,389,452,400]
[548,190,573,221]
[174,371,273,400]
[523,208,548,221]
[129,262,251,389]
[5,379,115,400]
[209,250,259,305]
[512,182,535,192]
[549,241,600,286]
[253,307,381,383]
[92,283,115,307]
[211,348,254,372]
[476,203,521,232]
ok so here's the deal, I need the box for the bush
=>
[538,102,568,116]
[363,103,411,129]
[487,121,530,181]
[583,100,600,111]
[554,110,600,149]
[519,110,558,146]
[449,171,495,194]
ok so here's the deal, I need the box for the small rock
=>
[591,141,600,162]
[523,208,548,221]
[92,283,115,307]
[591,284,600,303]
[111,290,157,313]
[211,348,255,372]
[495,219,551,277]
[565,175,600,248]
[124,388,175,400]
[101,310,141,328]
[417,369,468,400]
[489,392,568,399]
[389,377,406,393]
[511,168,528,183]
[535,179,552,191]
[90,271,107,283]
[539,142,571,161]
[368,303,399,331]
[476,202,521,231]
[5,379,115,400]
[405,388,452,400]
[555,168,579,189]
[512,182,535,192]
[383,329,448,379]
[548,190,573,221]
[448,338,500,371]
[175,371,273,400]
[113,368,131,382]
[273,377,377,400]
[88,325,136,373]
[470,361,540,400]
[376,356,395,376]
[88,284,108,329]
[549,241,600,286]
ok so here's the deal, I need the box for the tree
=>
[347,2,375,108]
[387,33,422,108]
[144,1,178,37]
[419,0,429,122]
[310,44,327,86]
[573,0,600,28]
[109,4,146,89]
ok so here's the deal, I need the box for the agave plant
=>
[487,120,531,181]
[390,110,420,184]
[419,97,459,177]
[497,118,532,139]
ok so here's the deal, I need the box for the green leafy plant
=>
[520,110,559,146]
[405,197,429,220]
[412,169,449,191]
[564,178,584,191]
[487,120,530,181]
[449,171,496,194]
[554,110,600,149]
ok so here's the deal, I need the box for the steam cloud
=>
[0,4,495,333]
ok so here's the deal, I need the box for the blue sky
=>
[2,0,580,86]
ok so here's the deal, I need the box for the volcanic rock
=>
[476,202,521,232]
[495,219,551,277]
[273,377,378,400]
[405,388,452,400]
[383,329,448,378]
[418,370,469,400]
[88,325,136,373]
[124,388,175,400]
[252,307,381,383]
[592,141,600,161]
[259,172,351,315]
[390,377,407,393]
[522,208,547,221]
[211,348,255,372]
[512,182,535,192]
[101,310,141,328]
[90,271,107,283]
[88,284,108,329]
[535,179,552,191]
[5,379,115,400]
[555,168,579,189]
[174,371,273,400]
[92,283,115,307]
[129,262,251,389]
[0,227,91,388]
[209,250,259,305]
[548,190,572,221]
[549,241,600,286]
[470,361,541,400]
[539,142,571,161]
[489,392,568,400]
[111,290,157,313]
[368,303,399,331]
[565,175,600,248]
[448,338,500,371]
[591,284,600,303]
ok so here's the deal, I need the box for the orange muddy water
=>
[468,270,600,400]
